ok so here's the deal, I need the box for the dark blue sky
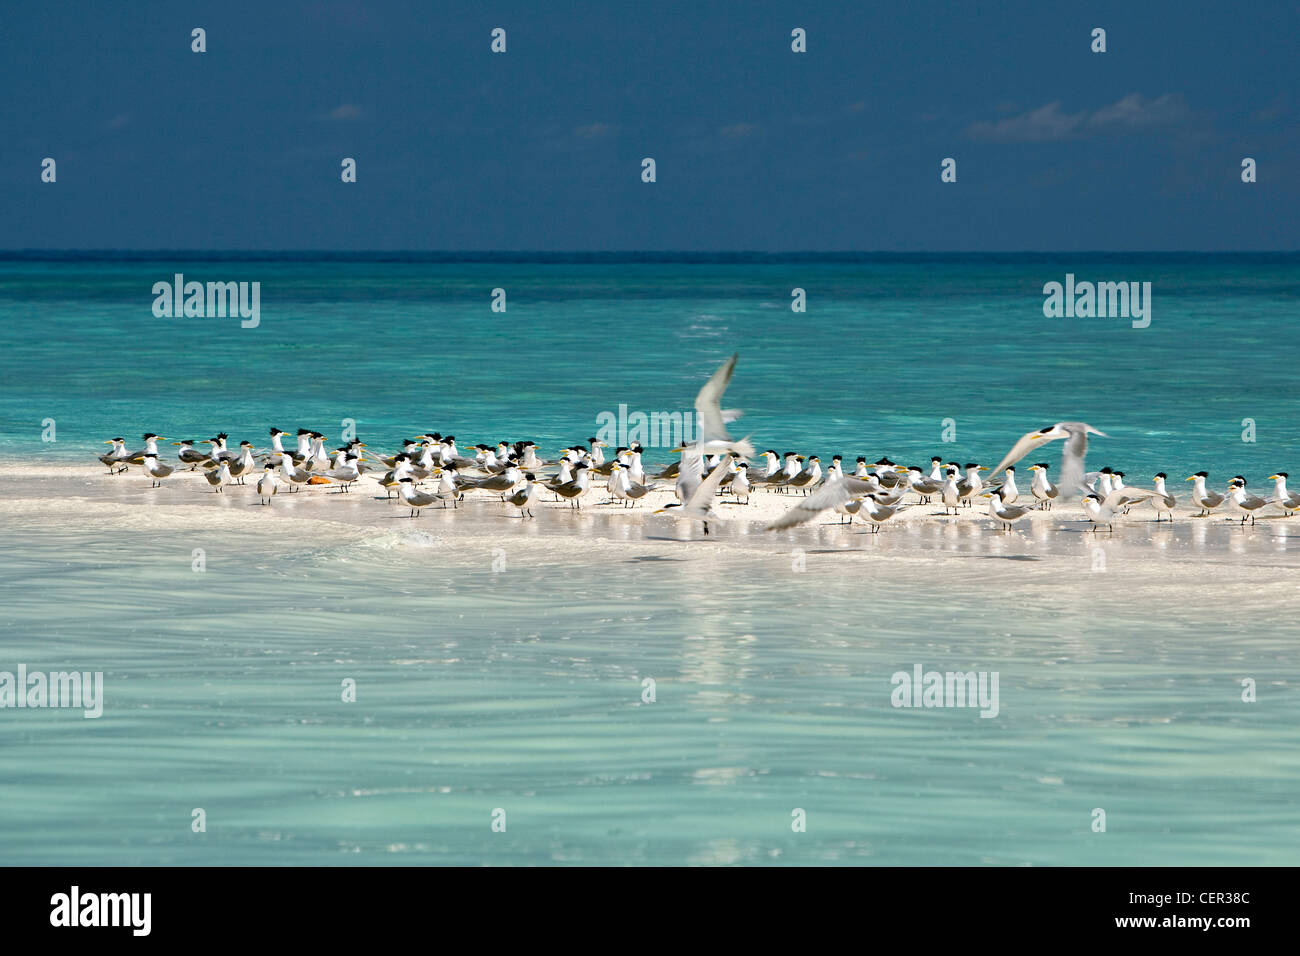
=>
[3,0,1296,250]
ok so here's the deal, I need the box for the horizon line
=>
[3,249,1299,261]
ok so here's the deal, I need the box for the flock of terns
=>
[95,354,1299,536]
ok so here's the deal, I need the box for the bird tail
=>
[729,436,755,460]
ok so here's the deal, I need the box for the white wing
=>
[686,460,731,512]
[1057,423,1104,498]
[989,429,1055,479]
[675,447,703,502]
[766,478,878,531]
[695,354,738,442]
[1104,487,1157,509]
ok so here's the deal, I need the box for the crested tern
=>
[654,458,731,535]
[141,453,174,487]
[990,422,1106,499]
[256,463,281,505]
[1149,473,1176,521]
[1267,473,1300,515]
[1082,487,1159,532]
[983,488,1033,531]
[505,473,540,518]
[1185,472,1226,516]
[1028,463,1059,510]
[1224,477,1268,525]
[692,353,755,460]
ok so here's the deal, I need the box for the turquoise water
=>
[3,254,1299,476]
[2,255,1298,865]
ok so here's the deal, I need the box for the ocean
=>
[1,254,1297,865]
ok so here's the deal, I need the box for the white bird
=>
[1148,473,1176,521]
[609,462,658,508]
[1082,487,1160,531]
[171,440,209,470]
[856,493,911,532]
[1223,477,1268,525]
[98,438,131,474]
[902,465,943,503]
[784,456,823,495]
[397,477,440,517]
[1184,472,1226,516]
[655,459,731,535]
[764,476,882,531]
[256,464,281,505]
[279,456,312,492]
[141,453,174,487]
[319,453,363,492]
[983,488,1034,531]
[552,462,593,509]
[692,353,755,460]
[505,473,540,518]
[204,460,234,493]
[955,463,987,508]
[989,422,1106,500]
[730,462,752,504]
[1028,463,1059,510]
[939,465,961,515]
[1267,473,1300,515]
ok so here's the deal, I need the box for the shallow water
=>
[1,507,1297,865]
[1,256,1298,865]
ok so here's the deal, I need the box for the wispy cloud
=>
[719,122,758,139]
[1250,94,1287,124]
[326,103,363,121]
[575,122,615,139]
[966,93,1192,142]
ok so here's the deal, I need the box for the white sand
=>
[5,461,1299,575]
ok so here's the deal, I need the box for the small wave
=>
[356,529,445,551]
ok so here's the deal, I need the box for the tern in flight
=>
[655,457,731,535]
[691,353,755,460]
[989,422,1106,500]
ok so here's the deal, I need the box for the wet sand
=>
[6,461,1299,578]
